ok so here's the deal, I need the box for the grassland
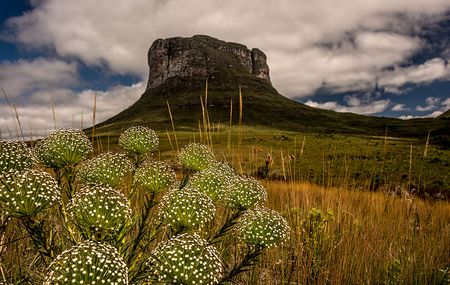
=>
[93,126,450,199]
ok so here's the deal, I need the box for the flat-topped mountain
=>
[96,35,448,146]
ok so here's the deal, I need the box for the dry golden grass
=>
[248,180,450,284]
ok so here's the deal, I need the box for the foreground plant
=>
[147,233,223,284]
[0,169,60,217]
[45,240,128,285]
[67,185,131,239]
[77,152,134,188]
[119,126,158,158]
[134,160,176,193]
[227,176,267,210]
[34,129,92,169]
[158,186,216,231]
[179,143,216,172]
[0,140,36,174]
[187,165,234,203]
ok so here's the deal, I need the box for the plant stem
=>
[209,209,244,245]
[219,246,263,284]
[20,217,54,262]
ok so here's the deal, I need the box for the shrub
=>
[77,152,134,188]
[67,185,131,236]
[44,240,128,285]
[0,169,60,217]
[146,233,223,284]
[236,206,290,249]
[119,126,158,155]
[178,143,215,171]
[134,160,176,193]
[227,176,267,210]
[0,140,36,174]
[158,186,215,230]
[35,129,92,168]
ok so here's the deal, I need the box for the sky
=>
[1,0,450,138]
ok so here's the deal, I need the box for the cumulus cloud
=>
[399,96,450,118]
[4,0,450,97]
[416,96,441,111]
[0,82,144,139]
[0,58,78,98]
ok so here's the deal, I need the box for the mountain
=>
[438,109,450,118]
[95,35,449,144]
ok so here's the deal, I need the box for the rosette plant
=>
[0,140,36,174]
[119,126,158,166]
[147,233,223,285]
[134,160,176,194]
[44,240,128,285]
[67,185,131,239]
[226,176,267,210]
[187,165,234,203]
[77,152,134,188]
[178,143,215,172]
[158,186,216,231]
[34,129,92,169]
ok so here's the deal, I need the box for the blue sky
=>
[0,0,450,137]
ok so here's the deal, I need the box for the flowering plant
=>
[0,140,36,174]
[119,126,159,155]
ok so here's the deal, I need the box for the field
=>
[1,125,449,284]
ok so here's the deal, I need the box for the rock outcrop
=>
[145,35,270,91]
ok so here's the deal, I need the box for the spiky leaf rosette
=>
[236,206,290,249]
[77,152,133,188]
[44,240,128,285]
[147,233,223,284]
[67,185,131,235]
[187,165,234,203]
[158,186,215,230]
[35,129,92,168]
[119,126,159,155]
[0,140,36,175]
[178,143,215,172]
[226,176,267,210]
[134,160,176,193]
[0,169,60,217]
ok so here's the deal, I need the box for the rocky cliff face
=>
[146,35,270,91]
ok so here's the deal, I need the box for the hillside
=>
[95,35,449,144]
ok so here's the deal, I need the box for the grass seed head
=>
[45,240,128,285]
[147,233,223,285]
[35,129,92,168]
[118,126,159,155]
[236,206,290,249]
[178,143,215,172]
[134,160,176,193]
[0,140,36,175]
[158,186,216,230]
[227,176,267,210]
[67,185,131,235]
[0,169,60,217]
[77,152,134,188]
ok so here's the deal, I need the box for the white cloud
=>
[0,82,144,139]
[305,98,391,115]
[4,0,450,97]
[0,58,77,98]
[416,96,441,111]
[391,104,409,111]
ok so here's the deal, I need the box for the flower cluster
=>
[147,233,223,284]
[0,169,60,217]
[77,152,133,188]
[134,160,176,193]
[67,185,131,235]
[236,206,290,249]
[118,126,159,155]
[226,176,267,210]
[158,186,215,230]
[35,129,92,168]
[44,240,128,285]
[0,140,35,175]
[178,143,215,172]
[187,165,234,203]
